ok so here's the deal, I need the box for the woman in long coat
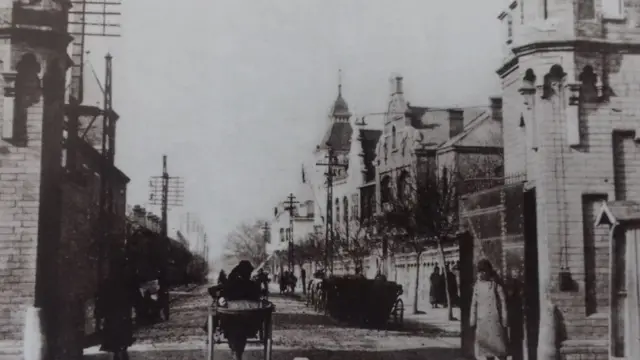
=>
[469,259,509,360]
[429,266,444,308]
[99,253,137,360]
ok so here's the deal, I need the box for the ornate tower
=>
[497,1,640,359]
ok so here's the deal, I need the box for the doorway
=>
[523,188,539,360]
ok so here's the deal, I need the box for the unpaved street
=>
[84,286,463,360]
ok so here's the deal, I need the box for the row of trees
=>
[224,166,470,320]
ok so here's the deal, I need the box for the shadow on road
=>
[273,312,343,329]
[85,346,466,360]
[396,320,461,338]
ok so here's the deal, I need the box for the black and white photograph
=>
[0,1,635,360]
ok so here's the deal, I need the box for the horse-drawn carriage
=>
[206,284,275,360]
[306,275,404,327]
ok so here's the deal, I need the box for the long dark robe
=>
[446,270,459,306]
[429,272,443,304]
[99,274,137,352]
[220,262,263,357]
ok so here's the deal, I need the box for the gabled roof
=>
[439,109,502,150]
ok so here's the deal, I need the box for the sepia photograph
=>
[0,0,634,360]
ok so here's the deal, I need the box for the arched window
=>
[305,200,314,218]
[280,228,285,242]
[381,176,391,204]
[11,53,41,147]
[579,65,598,103]
[335,198,340,225]
[397,171,408,200]
[392,126,397,149]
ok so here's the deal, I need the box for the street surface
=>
[84,285,464,360]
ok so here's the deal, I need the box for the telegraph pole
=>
[284,193,299,270]
[316,145,347,274]
[261,221,271,245]
[148,155,184,320]
[261,222,270,271]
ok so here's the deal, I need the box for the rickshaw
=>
[206,284,275,360]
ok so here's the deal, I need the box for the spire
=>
[331,69,351,119]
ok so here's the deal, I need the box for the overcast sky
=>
[81,0,506,260]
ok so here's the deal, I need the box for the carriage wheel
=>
[392,299,404,326]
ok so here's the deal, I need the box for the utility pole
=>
[284,193,299,270]
[261,222,270,271]
[161,156,169,237]
[261,221,271,245]
[148,155,184,320]
[316,145,347,274]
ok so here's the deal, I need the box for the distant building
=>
[373,75,503,311]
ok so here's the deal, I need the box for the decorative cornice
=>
[497,39,640,77]
[0,27,72,49]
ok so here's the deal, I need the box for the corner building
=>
[496,0,640,359]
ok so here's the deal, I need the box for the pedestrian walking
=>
[469,259,509,360]
[445,264,459,307]
[300,268,306,295]
[99,252,137,360]
[429,266,444,308]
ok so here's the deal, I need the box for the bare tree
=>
[334,219,379,275]
[223,220,268,267]
[378,167,459,317]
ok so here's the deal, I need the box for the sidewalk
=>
[274,283,462,340]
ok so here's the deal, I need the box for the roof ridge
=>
[441,110,491,147]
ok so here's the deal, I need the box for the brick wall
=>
[498,1,640,357]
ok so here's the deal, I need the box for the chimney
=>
[395,76,404,94]
[490,97,503,121]
[448,109,464,138]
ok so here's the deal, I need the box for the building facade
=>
[491,0,640,358]
[373,75,503,312]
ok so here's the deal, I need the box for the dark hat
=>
[477,259,493,273]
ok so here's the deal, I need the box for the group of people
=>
[429,264,459,308]
[277,270,299,294]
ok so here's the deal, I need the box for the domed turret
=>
[331,84,351,119]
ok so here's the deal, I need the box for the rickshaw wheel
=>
[392,298,404,325]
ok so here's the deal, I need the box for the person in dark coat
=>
[219,260,263,360]
[99,253,137,360]
[445,264,459,308]
[430,266,444,308]
[300,268,306,295]
[218,270,227,285]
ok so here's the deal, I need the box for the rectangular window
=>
[602,0,624,18]
[507,16,513,43]
[582,193,608,315]
[577,0,595,20]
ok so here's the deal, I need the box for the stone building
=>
[0,2,130,359]
[465,0,640,359]
[373,75,503,313]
